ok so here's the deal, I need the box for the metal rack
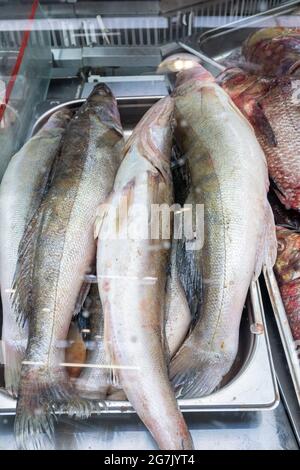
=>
[0,0,297,50]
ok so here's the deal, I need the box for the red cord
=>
[0,0,40,122]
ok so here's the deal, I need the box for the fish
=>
[274,226,300,342]
[95,96,194,450]
[242,27,300,77]
[13,84,124,450]
[219,67,300,212]
[170,64,277,398]
[0,108,71,397]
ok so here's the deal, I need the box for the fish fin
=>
[15,366,92,450]
[11,209,42,327]
[75,372,109,401]
[94,208,107,240]
[273,186,294,211]
[170,337,236,398]
[103,325,121,389]
[176,232,202,321]
[250,101,277,147]
[73,282,91,317]
[253,204,277,280]
[3,341,26,398]
[109,364,121,389]
[94,195,113,240]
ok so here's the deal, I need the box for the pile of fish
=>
[0,60,277,449]
[216,26,300,347]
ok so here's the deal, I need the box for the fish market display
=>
[274,227,300,342]
[219,67,300,211]
[242,27,300,77]
[13,84,124,450]
[95,96,194,450]
[0,109,71,397]
[170,64,277,398]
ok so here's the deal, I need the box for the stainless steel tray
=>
[0,97,279,414]
[264,268,300,407]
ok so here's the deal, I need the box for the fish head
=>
[157,53,200,73]
[218,67,267,101]
[243,27,300,77]
[87,83,123,136]
[175,63,214,87]
[218,67,277,145]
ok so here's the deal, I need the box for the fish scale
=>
[219,68,300,212]
[170,64,277,399]
[0,109,71,397]
[257,79,300,210]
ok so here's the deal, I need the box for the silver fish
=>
[13,84,124,449]
[95,96,194,450]
[0,109,71,396]
[170,65,277,398]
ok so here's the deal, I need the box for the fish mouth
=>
[90,83,114,98]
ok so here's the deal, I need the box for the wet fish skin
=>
[219,67,300,212]
[76,257,192,400]
[170,64,277,398]
[95,96,194,450]
[242,27,300,77]
[13,84,124,450]
[0,109,71,397]
[274,226,300,342]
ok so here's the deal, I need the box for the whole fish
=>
[13,84,124,450]
[0,109,71,397]
[95,97,193,450]
[274,226,300,342]
[219,67,300,211]
[242,27,300,77]
[170,64,277,398]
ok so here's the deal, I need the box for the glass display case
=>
[0,0,299,451]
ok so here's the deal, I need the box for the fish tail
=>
[15,366,93,450]
[3,341,25,398]
[75,367,110,401]
[170,338,236,398]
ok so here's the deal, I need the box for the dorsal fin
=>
[11,208,43,327]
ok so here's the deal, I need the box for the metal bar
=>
[178,41,226,72]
